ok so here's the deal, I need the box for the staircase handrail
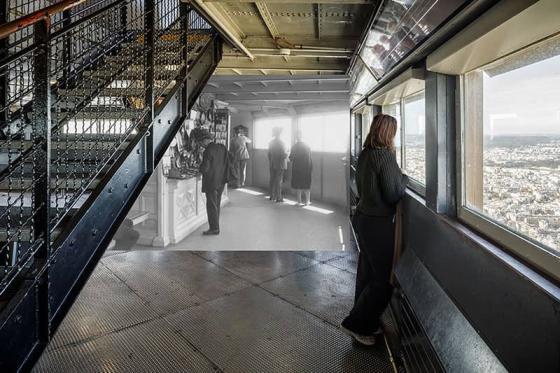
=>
[0,0,88,40]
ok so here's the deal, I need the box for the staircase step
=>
[0,139,129,151]
[54,109,144,121]
[56,87,146,98]
[0,226,64,243]
[81,69,183,81]
[0,177,101,191]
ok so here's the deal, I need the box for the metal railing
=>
[0,0,214,297]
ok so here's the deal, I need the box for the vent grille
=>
[391,289,444,373]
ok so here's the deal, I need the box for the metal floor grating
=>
[33,250,395,373]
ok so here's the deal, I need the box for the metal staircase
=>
[0,1,222,370]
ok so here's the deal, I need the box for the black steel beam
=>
[32,18,52,349]
[0,1,8,130]
[144,0,155,173]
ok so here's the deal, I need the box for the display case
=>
[213,108,230,148]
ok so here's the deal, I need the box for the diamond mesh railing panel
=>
[0,0,216,297]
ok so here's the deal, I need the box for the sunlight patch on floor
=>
[236,188,264,196]
[303,205,334,215]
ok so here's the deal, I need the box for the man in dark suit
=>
[268,127,289,202]
[199,130,228,235]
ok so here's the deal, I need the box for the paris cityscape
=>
[403,135,559,253]
[480,136,560,253]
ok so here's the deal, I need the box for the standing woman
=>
[290,130,312,206]
[341,114,408,346]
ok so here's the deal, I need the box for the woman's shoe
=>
[340,325,376,346]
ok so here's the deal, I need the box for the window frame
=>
[401,91,426,195]
[382,91,427,197]
[457,52,560,281]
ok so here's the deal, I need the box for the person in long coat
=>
[289,131,312,205]
[268,127,289,202]
[199,129,228,235]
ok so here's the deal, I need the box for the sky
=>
[483,53,560,136]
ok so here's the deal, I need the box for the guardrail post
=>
[33,18,52,345]
[144,0,155,173]
[61,8,73,89]
[0,3,7,126]
[120,0,128,37]
[180,2,190,117]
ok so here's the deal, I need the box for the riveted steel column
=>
[33,18,52,345]
[144,0,155,173]
[425,71,456,215]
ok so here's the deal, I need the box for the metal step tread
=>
[0,177,102,190]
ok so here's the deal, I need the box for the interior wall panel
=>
[401,193,560,372]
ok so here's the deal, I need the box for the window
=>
[360,106,373,148]
[403,92,426,185]
[381,92,426,187]
[253,116,292,149]
[462,37,560,266]
[298,111,349,153]
[382,102,402,166]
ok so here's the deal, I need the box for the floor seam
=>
[191,253,344,330]
[47,315,166,352]
[191,251,322,285]
[162,317,225,373]
[101,255,257,317]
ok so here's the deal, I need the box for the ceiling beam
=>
[315,4,322,40]
[255,1,280,39]
[190,0,254,60]
[215,92,349,101]
[209,74,348,83]
[218,57,347,72]
[203,83,349,94]
[223,51,352,60]
[202,0,375,3]
[229,36,359,50]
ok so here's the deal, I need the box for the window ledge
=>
[434,206,560,303]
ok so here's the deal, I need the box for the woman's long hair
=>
[364,114,397,150]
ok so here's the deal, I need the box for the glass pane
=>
[404,93,425,184]
[360,0,468,79]
[254,117,292,149]
[464,38,560,254]
[382,103,402,166]
[299,115,323,151]
[350,58,377,106]
[299,112,349,153]
[361,106,373,147]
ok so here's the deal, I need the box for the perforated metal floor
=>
[33,250,394,373]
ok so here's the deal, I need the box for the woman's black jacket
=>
[355,147,408,216]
